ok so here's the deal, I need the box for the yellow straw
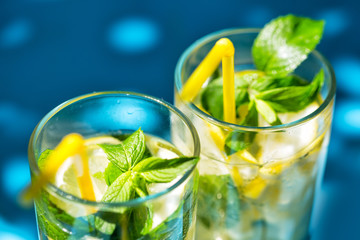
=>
[76,141,96,201]
[182,38,258,192]
[221,39,236,123]
[181,38,235,118]
[21,133,96,205]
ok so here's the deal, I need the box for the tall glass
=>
[174,29,335,240]
[28,91,200,240]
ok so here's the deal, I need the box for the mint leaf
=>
[104,162,124,186]
[37,149,53,171]
[103,143,153,187]
[239,100,258,126]
[127,176,153,238]
[200,78,226,120]
[197,175,241,230]
[129,204,153,238]
[140,185,196,240]
[250,75,306,92]
[99,144,129,172]
[201,73,251,120]
[35,192,71,240]
[94,213,117,236]
[254,99,282,125]
[99,128,145,172]
[101,171,135,207]
[225,101,258,154]
[93,172,105,181]
[94,171,135,235]
[36,191,98,239]
[122,128,146,167]
[133,156,198,183]
[252,14,324,77]
[256,69,324,112]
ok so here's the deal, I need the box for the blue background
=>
[0,0,359,239]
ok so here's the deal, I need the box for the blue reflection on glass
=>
[0,19,33,49]
[107,17,160,54]
[333,57,360,97]
[317,9,349,37]
[1,156,30,200]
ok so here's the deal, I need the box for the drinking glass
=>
[28,91,200,240]
[174,29,335,240]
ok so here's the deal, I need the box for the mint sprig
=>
[95,128,198,237]
[252,14,324,77]
[99,128,146,172]
[200,14,325,154]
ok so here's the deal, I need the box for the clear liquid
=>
[35,134,198,240]
[175,77,330,240]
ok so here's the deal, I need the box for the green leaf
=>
[197,175,241,229]
[239,100,258,126]
[35,191,98,239]
[225,101,258,154]
[35,191,72,240]
[133,156,198,183]
[37,149,53,171]
[200,73,252,120]
[99,128,146,172]
[129,178,153,238]
[93,172,105,181]
[103,143,153,187]
[101,171,135,210]
[256,69,324,112]
[250,75,306,92]
[104,162,124,186]
[94,214,117,236]
[94,171,136,235]
[140,190,195,240]
[200,78,226,120]
[252,14,324,77]
[254,99,282,125]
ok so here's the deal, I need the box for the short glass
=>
[175,29,336,240]
[28,91,200,240]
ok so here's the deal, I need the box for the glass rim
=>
[28,91,201,207]
[174,28,336,132]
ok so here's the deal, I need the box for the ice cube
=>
[258,103,319,163]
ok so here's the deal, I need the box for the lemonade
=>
[26,92,200,240]
[176,96,331,240]
[174,15,335,240]
[35,133,198,240]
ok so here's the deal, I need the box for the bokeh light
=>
[0,217,33,240]
[333,57,360,97]
[0,19,33,49]
[107,17,161,54]
[1,156,30,200]
[317,9,349,37]
[334,101,360,138]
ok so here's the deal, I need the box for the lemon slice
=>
[84,136,121,201]
[242,177,267,199]
[49,136,120,217]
